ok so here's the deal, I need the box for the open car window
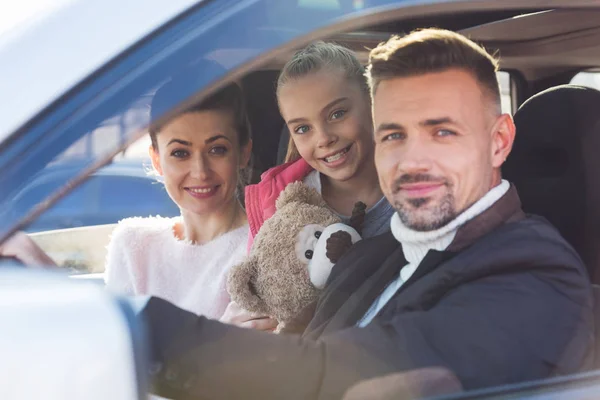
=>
[1,0,600,399]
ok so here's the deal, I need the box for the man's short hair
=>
[366,28,501,113]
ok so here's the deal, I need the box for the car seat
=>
[277,124,291,165]
[503,84,600,368]
[503,84,600,282]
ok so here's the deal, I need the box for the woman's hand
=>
[220,301,278,331]
[0,231,57,267]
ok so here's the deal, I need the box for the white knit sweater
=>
[104,216,248,319]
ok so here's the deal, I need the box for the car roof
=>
[0,0,200,143]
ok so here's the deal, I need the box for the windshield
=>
[0,0,394,242]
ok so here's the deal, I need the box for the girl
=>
[246,41,394,249]
[222,42,394,329]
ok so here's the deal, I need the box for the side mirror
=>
[0,268,148,400]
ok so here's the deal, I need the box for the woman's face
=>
[150,110,251,216]
[278,68,374,182]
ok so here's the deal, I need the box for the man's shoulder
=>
[465,214,585,275]
[489,215,576,252]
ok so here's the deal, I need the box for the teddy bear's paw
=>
[326,231,353,263]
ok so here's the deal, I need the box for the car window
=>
[497,71,514,114]
[570,70,600,91]
[98,173,178,216]
[20,178,100,232]
[16,179,95,216]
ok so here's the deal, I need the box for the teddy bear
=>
[227,181,365,332]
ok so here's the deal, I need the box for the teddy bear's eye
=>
[305,250,314,259]
[314,231,322,239]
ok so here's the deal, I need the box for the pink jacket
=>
[245,158,313,252]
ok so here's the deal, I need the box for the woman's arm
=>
[0,231,57,267]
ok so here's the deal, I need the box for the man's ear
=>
[240,139,253,169]
[149,145,163,176]
[490,113,516,168]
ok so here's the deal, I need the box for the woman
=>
[104,74,254,319]
[1,72,254,321]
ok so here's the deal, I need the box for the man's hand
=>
[220,301,278,331]
[0,231,57,267]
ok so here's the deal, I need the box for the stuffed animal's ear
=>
[349,201,367,236]
[226,257,269,315]
[276,181,327,210]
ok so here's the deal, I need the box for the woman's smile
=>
[184,185,221,199]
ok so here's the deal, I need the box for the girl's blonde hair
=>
[276,42,368,163]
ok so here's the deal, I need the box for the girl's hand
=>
[220,301,278,331]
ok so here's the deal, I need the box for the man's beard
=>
[392,173,457,232]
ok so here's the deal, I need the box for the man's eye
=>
[437,129,456,137]
[330,110,346,120]
[305,250,314,259]
[209,146,227,155]
[171,149,189,158]
[314,231,322,239]
[294,125,310,134]
[382,133,404,142]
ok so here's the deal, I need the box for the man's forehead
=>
[372,71,483,120]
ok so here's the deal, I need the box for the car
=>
[2,0,600,399]
[12,159,179,232]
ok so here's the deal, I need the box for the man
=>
[142,29,593,400]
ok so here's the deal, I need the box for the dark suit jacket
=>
[142,187,593,400]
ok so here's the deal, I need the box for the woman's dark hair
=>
[149,66,251,151]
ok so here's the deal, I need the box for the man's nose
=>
[398,136,433,173]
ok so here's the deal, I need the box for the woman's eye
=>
[294,125,310,134]
[171,149,189,158]
[330,110,346,120]
[305,250,314,260]
[314,231,322,239]
[209,146,228,155]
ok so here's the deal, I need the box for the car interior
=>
[27,7,600,278]
[6,2,600,398]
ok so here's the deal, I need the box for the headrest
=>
[503,85,600,278]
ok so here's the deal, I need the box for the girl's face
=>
[150,110,251,216]
[278,68,374,182]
